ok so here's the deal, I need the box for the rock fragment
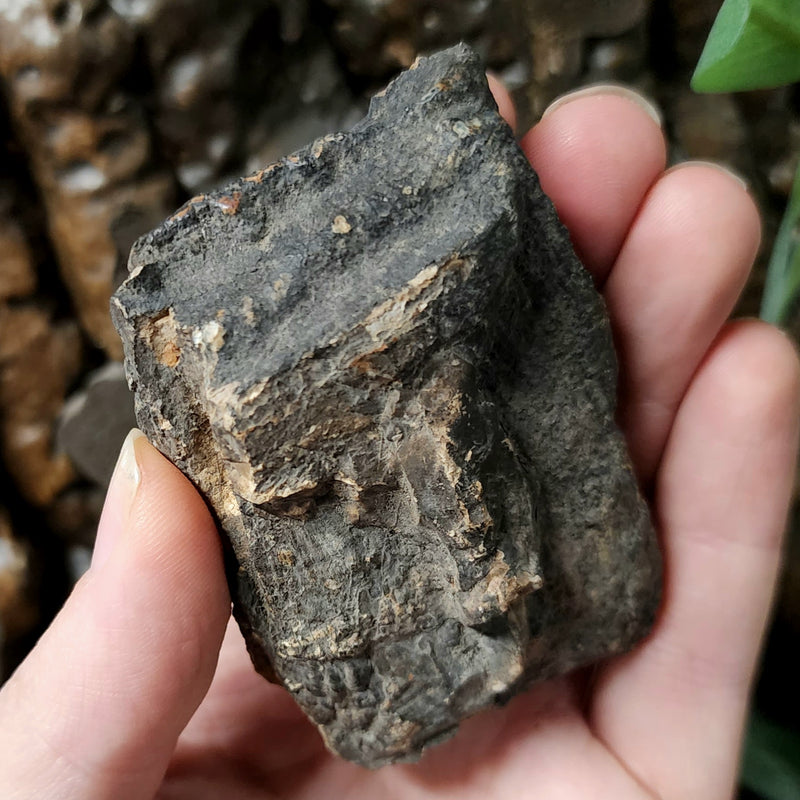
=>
[113,45,660,767]
[57,362,136,488]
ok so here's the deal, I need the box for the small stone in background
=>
[66,544,92,584]
[0,510,38,677]
[0,511,35,636]
[671,91,748,168]
[0,192,36,301]
[47,487,106,548]
[0,0,176,359]
[242,35,363,176]
[584,28,648,85]
[667,0,721,68]
[114,0,268,194]
[0,305,82,507]
[521,0,650,118]
[58,362,136,488]
[325,0,524,78]
[115,0,332,195]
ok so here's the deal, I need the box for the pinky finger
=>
[591,320,800,800]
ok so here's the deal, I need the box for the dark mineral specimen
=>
[112,44,661,768]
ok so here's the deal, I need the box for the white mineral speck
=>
[332,215,352,234]
[453,120,471,138]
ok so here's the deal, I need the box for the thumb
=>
[0,430,231,800]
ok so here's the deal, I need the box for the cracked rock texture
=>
[113,45,660,767]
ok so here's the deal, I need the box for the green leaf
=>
[692,0,800,92]
[741,711,800,800]
[761,160,800,325]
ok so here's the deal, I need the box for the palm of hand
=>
[1,85,797,800]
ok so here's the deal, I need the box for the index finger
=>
[520,87,667,284]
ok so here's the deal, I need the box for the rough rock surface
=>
[113,45,660,767]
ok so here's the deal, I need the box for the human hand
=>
[1,81,798,800]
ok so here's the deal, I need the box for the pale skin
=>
[1,81,799,800]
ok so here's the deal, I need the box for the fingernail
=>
[542,83,663,128]
[92,429,146,569]
[666,160,750,193]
